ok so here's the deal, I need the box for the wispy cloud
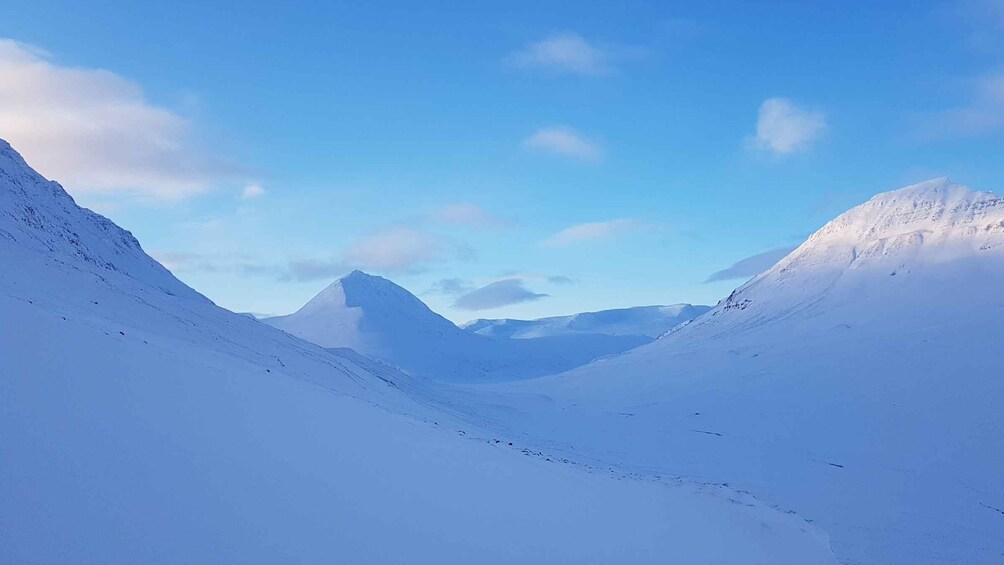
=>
[152,250,274,277]
[0,39,247,199]
[750,98,827,155]
[453,279,548,311]
[704,246,797,283]
[157,220,468,282]
[955,0,1004,51]
[423,277,475,296]
[923,74,1004,137]
[241,183,265,199]
[523,126,602,161]
[435,203,508,229]
[505,32,611,76]
[541,218,640,247]
[285,259,349,282]
[344,227,444,272]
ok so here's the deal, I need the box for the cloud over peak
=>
[751,98,827,155]
[344,227,444,272]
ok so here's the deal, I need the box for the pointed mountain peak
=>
[338,269,396,289]
[291,270,455,329]
[343,269,371,279]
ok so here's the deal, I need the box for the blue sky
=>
[3,1,1003,321]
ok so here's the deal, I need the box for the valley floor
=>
[419,318,1004,565]
[0,277,837,564]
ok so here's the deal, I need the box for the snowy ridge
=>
[0,139,202,300]
[805,177,1004,247]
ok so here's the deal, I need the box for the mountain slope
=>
[0,140,201,301]
[0,139,837,563]
[469,178,1004,565]
[264,272,649,381]
[463,304,711,339]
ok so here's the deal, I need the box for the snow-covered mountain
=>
[1,139,837,563]
[263,272,650,381]
[470,178,1004,565]
[463,303,711,339]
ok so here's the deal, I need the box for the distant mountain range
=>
[463,304,711,340]
[262,271,704,381]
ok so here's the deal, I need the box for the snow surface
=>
[263,271,650,381]
[0,138,838,563]
[452,178,1004,564]
[463,303,711,339]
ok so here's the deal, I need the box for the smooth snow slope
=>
[0,139,838,564]
[263,272,649,381]
[465,178,1004,565]
[463,304,711,339]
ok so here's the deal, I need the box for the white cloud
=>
[0,39,243,199]
[751,98,827,155]
[541,218,640,247]
[505,33,610,76]
[344,227,443,271]
[242,184,265,199]
[435,203,505,228]
[523,126,602,161]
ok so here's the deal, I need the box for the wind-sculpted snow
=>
[264,271,650,381]
[466,178,1004,564]
[0,139,837,564]
[463,304,711,339]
